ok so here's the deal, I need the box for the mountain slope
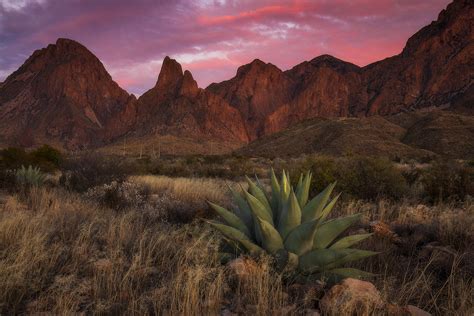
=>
[135,57,249,143]
[207,0,473,138]
[238,111,474,160]
[0,39,137,149]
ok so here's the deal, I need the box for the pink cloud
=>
[0,0,453,95]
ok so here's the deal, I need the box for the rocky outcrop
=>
[136,57,249,143]
[207,59,293,139]
[363,0,474,115]
[0,38,137,149]
[207,0,473,138]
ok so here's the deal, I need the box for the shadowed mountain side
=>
[0,39,137,150]
[237,111,474,160]
[135,57,249,143]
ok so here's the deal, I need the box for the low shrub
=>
[284,156,409,201]
[59,153,129,192]
[421,161,474,203]
[0,145,63,172]
[85,181,150,211]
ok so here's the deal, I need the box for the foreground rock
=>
[320,278,384,315]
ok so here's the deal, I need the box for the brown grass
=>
[0,181,472,315]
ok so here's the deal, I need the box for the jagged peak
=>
[236,58,282,77]
[155,56,183,88]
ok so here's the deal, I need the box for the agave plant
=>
[208,169,377,280]
[15,165,46,187]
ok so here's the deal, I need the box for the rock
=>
[0,38,137,150]
[136,57,249,143]
[304,308,321,316]
[227,257,260,281]
[206,0,474,137]
[319,278,384,315]
[385,303,410,316]
[406,305,431,316]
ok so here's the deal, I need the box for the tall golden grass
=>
[0,183,472,315]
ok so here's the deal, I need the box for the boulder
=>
[319,278,384,315]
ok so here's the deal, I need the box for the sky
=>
[0,0,452,95]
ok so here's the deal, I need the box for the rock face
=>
[0,39,137,149]
[0,0,471,150]
[207,0,473,139]
[207,59,293,139]
[136,57,249,143]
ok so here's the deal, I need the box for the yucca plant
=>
[15,165,45,187]
[207,169,377,280]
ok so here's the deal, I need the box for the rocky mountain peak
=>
[155,56,184,91]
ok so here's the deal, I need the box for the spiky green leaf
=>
[330,233,373,249]
[313,214,362,249]
[299,248,376,272]
[208,221,263,255]
[278,189,302,240]
[301,182,336,223]
[207,201,251,237]
[296,171,312,208]
[255,216,284,254]
[228,185,253,231]
[246,176,273,219]
[284,219,318,256]
[244,190,274,225]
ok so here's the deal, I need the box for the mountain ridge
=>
[0,0,472,155]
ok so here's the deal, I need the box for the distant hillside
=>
[237,111,474,160]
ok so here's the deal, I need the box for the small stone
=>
[304,308,321,316]
[227,257,260,281]
[407,305,431,316]
[320,278,384,315]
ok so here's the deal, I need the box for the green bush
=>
[59,154,129,192]
[421,161,474,202]
[15,165,45,188]
[0,145,63,173]
[284,156,408,201]
[30,145,62,171]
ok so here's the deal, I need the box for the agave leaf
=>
[324,249,378,271]
[270,168,281,221]
[255,216,284,254]
[313,214,362,249]
[284,219,318,256]
[244,190,274,225]
[299,248,376,272]
[316,193,342,225]
[280,171,291,198]
[330,233,373,249]
[296,171,312,208]
[278,189,302,240]
[208,221,263,255]
[246,176,273,219]
[301,182,337,223]
[207,201,251,237]
[324,268,375,279]
[228,185,253,231]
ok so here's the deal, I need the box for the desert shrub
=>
[60,153,129,192]
[85,181,150,211]
[0,145,62,173]
[339,157,409,201]
[289,156,408,201]
[15,165,45,188]
[421,161,474,203]
[29,145,63,172]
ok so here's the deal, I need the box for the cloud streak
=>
[0,0,452,95]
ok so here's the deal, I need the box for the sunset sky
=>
[0,0,452,95]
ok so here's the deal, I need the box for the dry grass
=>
[0,180,472,315]
[130,175,236,206]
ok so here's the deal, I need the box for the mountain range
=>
[0,0,472,157]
